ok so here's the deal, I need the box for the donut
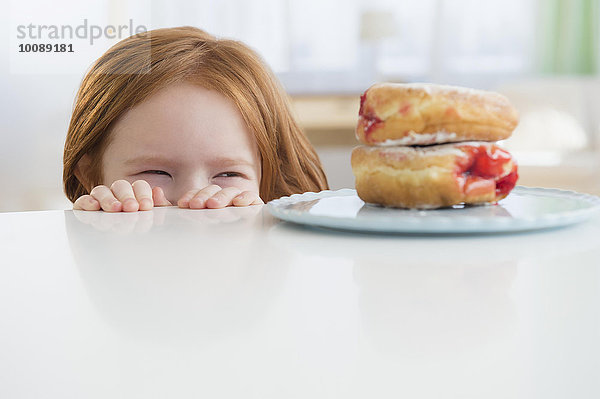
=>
[356,83,519,146]
[350,142,519,209]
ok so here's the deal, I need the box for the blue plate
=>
[266,187,600,234]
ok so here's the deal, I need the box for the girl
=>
[63,26,329,212]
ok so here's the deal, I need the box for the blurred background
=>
[1,0,599,212]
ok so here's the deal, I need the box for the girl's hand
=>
[177,184,264,209]
[73,179,172,212]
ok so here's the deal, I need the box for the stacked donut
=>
[350,83,520,209]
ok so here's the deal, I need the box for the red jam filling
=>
[359,91,383,136]
[359,91,412,138]
[456,145,518,199]
[496,166,519,198]
[359,92,367,115]
[363,115,383,136]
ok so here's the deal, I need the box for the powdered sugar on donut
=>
[376,131,459,146]
[358,141,501,158]
[371,82,499,99]
[358,142,465,158]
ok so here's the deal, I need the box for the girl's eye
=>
[141,170,171,177]
[215,172,243,178]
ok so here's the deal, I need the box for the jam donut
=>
[356,83,519,146]
[350,142,519,209]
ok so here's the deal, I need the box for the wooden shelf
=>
[290,95,360,131]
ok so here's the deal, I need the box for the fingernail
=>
[189,197,207,208]
[139,198,153,209]
[206,197,226,208]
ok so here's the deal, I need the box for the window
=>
[149,0,537,93]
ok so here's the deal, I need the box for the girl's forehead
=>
[109,83,258,167]
[109,82,257,155]
[118,83,244,130]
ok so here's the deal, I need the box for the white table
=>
[1,205,599,398]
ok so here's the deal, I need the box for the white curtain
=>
[145,0,537,92]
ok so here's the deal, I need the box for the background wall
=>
[1,0,599,212]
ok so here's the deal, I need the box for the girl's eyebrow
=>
[123,155,180,167]
[124,155,255,168]
[208,157,255,168]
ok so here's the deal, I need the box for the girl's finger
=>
[131,180,154,210]
[231,191,261,207]
[152,186,173,207]
[110,179,139,212]
[177,188,197,208]
[73,194,101,211]
[205,187,243,209]
[178,184,222,208]
[90,185,122,212]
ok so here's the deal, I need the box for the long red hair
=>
[63,26,329,203]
